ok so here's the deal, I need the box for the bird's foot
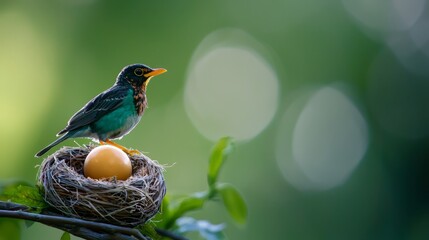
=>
[126,149,142,155]
[100,140,142,156]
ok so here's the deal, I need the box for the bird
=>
[35,63,167,157]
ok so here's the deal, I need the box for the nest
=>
[38,146,166,227]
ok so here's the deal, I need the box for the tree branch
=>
[155,228,189,240]
[0,209,147,240]
[0,201,188,240]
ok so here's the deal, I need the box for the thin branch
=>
[0,201,188,240]
[155,228,189,240]
[0,201,29,211]
[0,210,148,240]
[45,222,138,240]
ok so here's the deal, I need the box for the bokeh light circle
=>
[388,13,429,77]
[276,86,369,191]
[342,0,426,36]
[184,29,279,141]
[343,0,429,76]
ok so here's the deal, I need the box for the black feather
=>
[57,85,130,135]
[35,131,73,157]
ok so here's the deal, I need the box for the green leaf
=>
[164,193,208,229]
[137,223,162,240]
[173,196,205,216]
[0,185,47,213]
[60,232,70,240]
[160,194,170,218]
[208,137,234,188]
[0,181,32,193]
[217,183,247,225]
[176,217,225,240]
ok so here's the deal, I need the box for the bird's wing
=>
[57,85,131,135]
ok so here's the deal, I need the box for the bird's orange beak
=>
[144,68,167,78]
[143,68,167,90]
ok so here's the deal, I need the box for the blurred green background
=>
[1,0,429,239]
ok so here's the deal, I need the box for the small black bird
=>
[35,64,167,157]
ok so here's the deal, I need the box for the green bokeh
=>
[1,0,428,239]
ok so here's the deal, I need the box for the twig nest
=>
[38,146,166,227]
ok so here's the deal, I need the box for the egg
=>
[84,145,132,180]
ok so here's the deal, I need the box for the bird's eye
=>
[134,68,144,76]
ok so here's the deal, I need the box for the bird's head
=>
[116,63,167,91]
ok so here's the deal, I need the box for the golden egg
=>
[84,145,132,180]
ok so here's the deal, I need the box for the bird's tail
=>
[35,132,72,157]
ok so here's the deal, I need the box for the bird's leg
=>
[99,139,141,155]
